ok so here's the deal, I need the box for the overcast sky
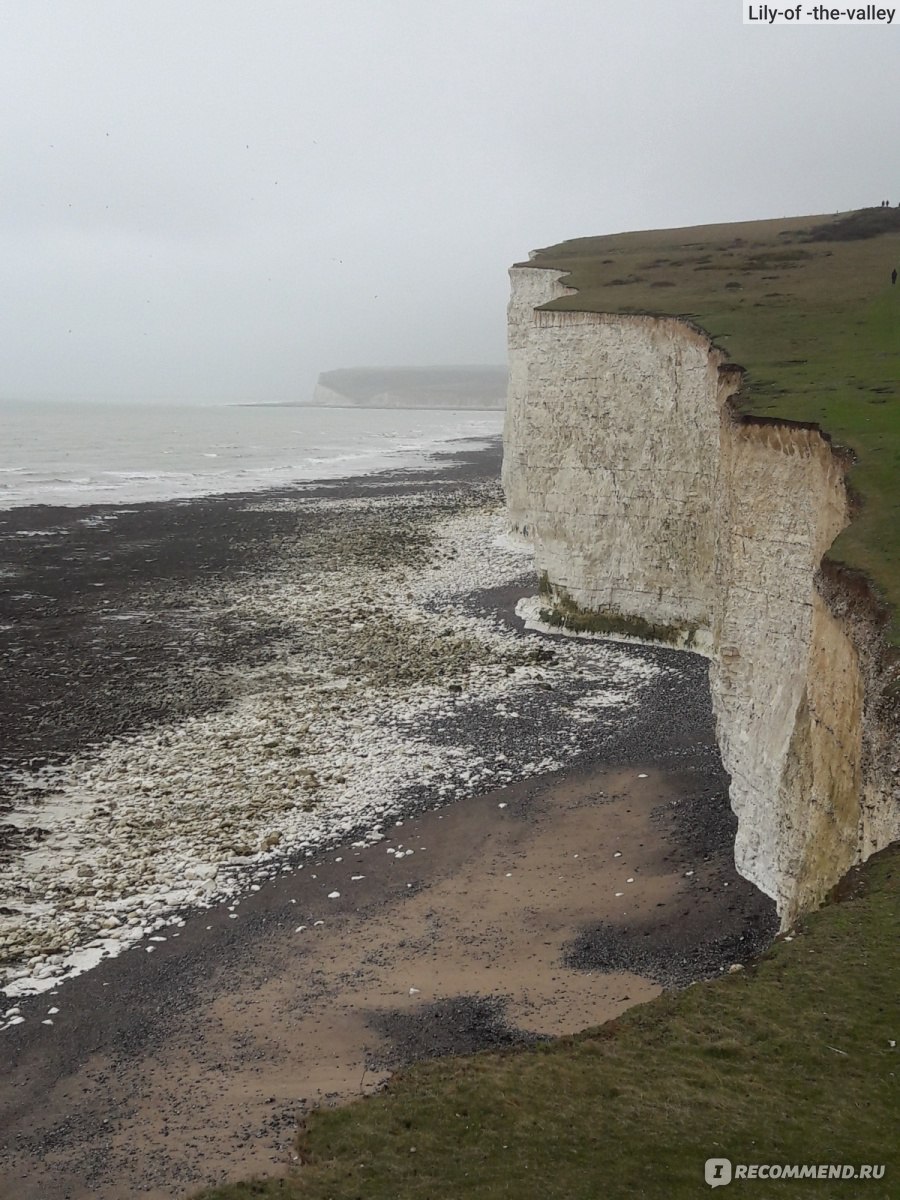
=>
[1,1,897,403]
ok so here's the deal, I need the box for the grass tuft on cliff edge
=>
[194,845,899,1200]
[521,208,900,644]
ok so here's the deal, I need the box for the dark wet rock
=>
[563,901,778,989]
[366,994,546,1069]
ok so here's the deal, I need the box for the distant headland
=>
[303,365,507,410]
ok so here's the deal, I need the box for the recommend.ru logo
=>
[705,1158,886,1185]
[706,1159,733,1188]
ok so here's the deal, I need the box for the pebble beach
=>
[1,442,657,999]
[0,440,777,1198]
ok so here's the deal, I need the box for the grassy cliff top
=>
[522,209,900,644]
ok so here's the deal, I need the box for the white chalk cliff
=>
[503,265,900,925]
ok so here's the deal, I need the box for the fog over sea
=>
[0,399,505,509]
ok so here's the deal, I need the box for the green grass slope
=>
[523,209,900,643]
[195,848,899,1200]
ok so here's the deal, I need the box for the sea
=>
[0,399,505,509]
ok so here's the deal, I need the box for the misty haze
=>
[1,4,897,1200]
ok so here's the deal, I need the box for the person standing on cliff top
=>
[893,268,898,286]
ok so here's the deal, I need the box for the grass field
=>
[195,847,899,1200]
[525,208,900,643]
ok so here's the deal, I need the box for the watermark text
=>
[744,3,896,22]
[706,1159,886,1187]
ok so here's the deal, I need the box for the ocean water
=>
[0,399,505,509]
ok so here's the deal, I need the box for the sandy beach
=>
[0,442,776,1198]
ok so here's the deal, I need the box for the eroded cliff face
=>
[504,266,899,925]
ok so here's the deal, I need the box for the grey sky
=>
[1,1,896,402]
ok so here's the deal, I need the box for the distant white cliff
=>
[503,265,899,926]
[308,366,507,410]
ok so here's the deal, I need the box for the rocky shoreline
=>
[0,442,779,1198]
[1,442,754,1007]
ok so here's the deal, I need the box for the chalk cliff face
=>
[504,266,900,925]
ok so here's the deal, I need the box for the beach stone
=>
[1,489,630,992]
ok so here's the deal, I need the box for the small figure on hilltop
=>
[893,268,898,286]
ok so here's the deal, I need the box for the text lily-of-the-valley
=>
[744,4,895,21]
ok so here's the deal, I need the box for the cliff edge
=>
[504,213,900,924]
